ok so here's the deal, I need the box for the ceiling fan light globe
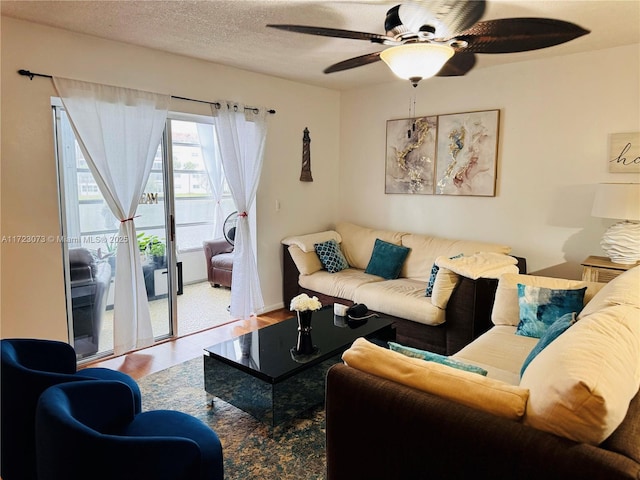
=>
[380,44,455,83]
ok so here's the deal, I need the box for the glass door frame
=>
[163,119,178,340]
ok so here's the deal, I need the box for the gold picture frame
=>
[385,109,500,196]
[435,110,500,197]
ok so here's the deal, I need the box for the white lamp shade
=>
[591,183,640,221]
[380,44,454,82]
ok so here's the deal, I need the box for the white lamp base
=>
[600,221,640,264]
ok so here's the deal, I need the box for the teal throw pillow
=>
[515,284,586,338]
[314,239,349,273]
[388,341,488,376]
[520,312,576,377]
[425,253,463,297]
[364,239,410,280]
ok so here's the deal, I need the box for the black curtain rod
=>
[17,69,276,114]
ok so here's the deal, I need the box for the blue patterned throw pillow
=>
[515,284,586,338]
[388,342,488,376]
[364,239,410,280]
[314,239,349,273]
[520,312,576,377]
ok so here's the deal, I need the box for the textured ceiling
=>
[2,0,639,90]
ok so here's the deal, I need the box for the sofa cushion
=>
[287,245,323,275]
[400,233,511,281]
[364,239,410,280]
[515,284,586,338]
[520,303,640,445]
[343,338,530,420]
[520,312,576,377]
[299,269,384,300]
[453,326,537,385]
[353,278,445,326]
[336,222,404,271]
[492,274,603,327]
[314,239,349,273]
[578,265,640,318]
[388,342,488,376]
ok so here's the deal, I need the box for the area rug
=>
[137,357,327,479]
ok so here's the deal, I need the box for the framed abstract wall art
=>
[435,110,499,196]
[385,116,437,194]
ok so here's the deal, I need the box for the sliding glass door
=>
[167,117,236,337]
[55,106,172,360]
[55,106,236,361]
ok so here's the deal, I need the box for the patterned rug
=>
[137,357,327,479]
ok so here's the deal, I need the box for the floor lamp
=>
[591,183,640,265]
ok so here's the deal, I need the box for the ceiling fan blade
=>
[436,52,476,76]
[454,18,590,54]
[399,0,486,37]
[266,24,392,44]
[324,52,382,74]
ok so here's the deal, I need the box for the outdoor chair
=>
[203,238,233,288]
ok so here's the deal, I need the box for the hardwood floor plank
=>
[81,308,291,379]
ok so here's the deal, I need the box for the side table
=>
[581,256,638,283]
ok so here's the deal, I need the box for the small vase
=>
[293,310,317,356]
[297,310,313,333]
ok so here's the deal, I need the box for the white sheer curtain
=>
[212,102,268,319]
[53,77,170,355]
[196,123,225,240]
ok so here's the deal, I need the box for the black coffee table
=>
[203,306,395,425]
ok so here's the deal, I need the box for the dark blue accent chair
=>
[36,380,224,480]
[0,338,142,480]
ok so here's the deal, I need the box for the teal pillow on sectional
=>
[388,341,488,376]
[520,312,576,377]
[314,239,349,273]
[364,239,410,280]
[515,284,586,338]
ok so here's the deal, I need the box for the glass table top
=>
[203,306,393,383]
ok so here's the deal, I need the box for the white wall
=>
[339,44,640,275]
[2,15,639,343]
[0,17,341,339]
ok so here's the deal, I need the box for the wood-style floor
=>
[82,308,292,380]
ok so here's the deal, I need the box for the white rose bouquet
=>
[290,293,322,312]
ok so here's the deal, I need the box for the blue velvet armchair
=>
[0,338,141,480]
[36,380,224,480]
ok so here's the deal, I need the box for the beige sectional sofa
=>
[282,221,525,354]
[326,266,640,479]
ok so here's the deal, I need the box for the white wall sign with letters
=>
[609,132,640,173]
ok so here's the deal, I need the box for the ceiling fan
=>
[267,0,589,87]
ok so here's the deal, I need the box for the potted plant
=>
[149,239,166,268]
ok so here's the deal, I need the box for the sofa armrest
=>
[203,238,233,262]
[326,364,640,480]
[444,255,527,354]
[282,244,300,308]
[444,276,499,354]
